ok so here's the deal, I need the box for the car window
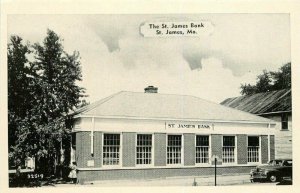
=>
[268,160,275,165]
[268,160,292,166]
[285,160,292,166]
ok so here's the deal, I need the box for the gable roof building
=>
[221,89,292,159]
[220,89,291,116]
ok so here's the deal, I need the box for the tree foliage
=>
[240,63,291,95]
[271,63,291,90]
[8,29,86,173]
[8,36,31,153]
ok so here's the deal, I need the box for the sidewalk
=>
[53,173,252,187]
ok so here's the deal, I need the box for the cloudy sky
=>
[7,14,291,103]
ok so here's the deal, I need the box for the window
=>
[103,134,120,165]
[222,136,235,163]
[247,136,260,163]
[285,160,292,166]
[281,114,288,130]
[136,134,152,165]
[268,159,292,166]
[167,135,182,164]
[196,135,209,164]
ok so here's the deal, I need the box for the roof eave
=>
[256,110,292,116]
[73,114,276,125]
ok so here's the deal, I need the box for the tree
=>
[29,30,86,175]
[271,63,291,90]
[240,83,257,96]
[7,36,32,161]
[240,63,291,95]
[30,30,85,122]
[255,70,272,92]
[7,36,31,118]
[8,29,86,176]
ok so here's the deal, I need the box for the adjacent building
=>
[71,86,276,183]
[221,89,292,159]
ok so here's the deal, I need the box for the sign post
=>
[214,157,217,186]
[211,155,220,186]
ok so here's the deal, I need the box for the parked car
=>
[250,159,292,183]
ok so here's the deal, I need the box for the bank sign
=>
[166,122,212,129]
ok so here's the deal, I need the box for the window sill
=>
[247,162,260,166]
[195,163,211,167]
[135,164,154,168]
[166,164,184,167]
[221,162,237,166]
[101,165,122,169]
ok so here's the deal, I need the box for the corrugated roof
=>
[220,89,291,115]
[73,91,274,123]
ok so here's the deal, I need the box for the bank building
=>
[70,86,276,183]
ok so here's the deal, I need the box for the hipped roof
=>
[73,91,274,123]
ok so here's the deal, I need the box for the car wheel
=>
[269,175,277,182]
